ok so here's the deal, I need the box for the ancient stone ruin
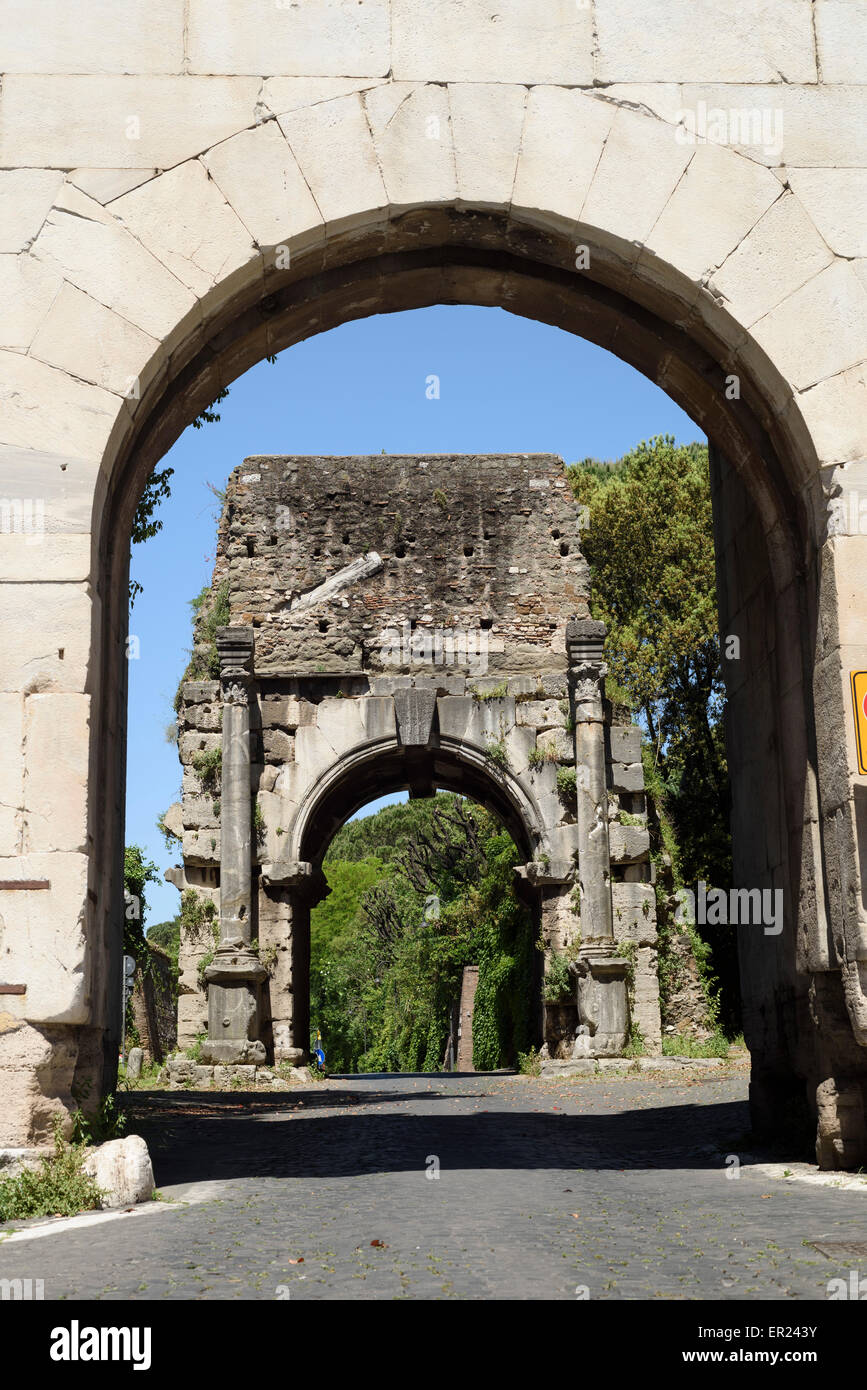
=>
[164,453,660,1079]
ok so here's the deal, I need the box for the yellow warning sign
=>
[851,671,867,776]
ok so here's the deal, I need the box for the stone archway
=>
[0,37,864,1165]
[169,453,660,1074]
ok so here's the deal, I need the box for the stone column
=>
[566,617,628,1056]
[201,626,267,1066]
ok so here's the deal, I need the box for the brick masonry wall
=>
[130,943,177,1064]
[211,454,591,675]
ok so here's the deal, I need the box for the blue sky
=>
[127,304,704,927]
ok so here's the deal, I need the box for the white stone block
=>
[30,282,159,396]
[393,0,593,84]
[0,694,23,855]
[710,191,834,327]
[437,696,473,741]
[293,724,342,780]
[580,107,691,252]
[678,84,866,167]
[750,261,867,392]
[467,697,516,745]
[1,0,184,74]
[536,728,571,762]
[815,0,867,84]
[796,365,867,466]
[362,696,396,740]
[0,582,92,694]
[187,0,389,77]
[0,75,261,169]
[70,169,158,204]
[0,851,90,1024]
[0,352,118,464]
[366,84,457,214]
[315,696,367,754]
[609,822,650,862]
[112,160,257,297]
[23,694,90,854]
[0,171,63,254]
[644,142,782,282]
[788,170,867,259]
[511,87,615,236]
[505,724,536,777]
[33,201,197,344]
[203,121,323,253]
[0,445,99,537]
[0,534,91,584]
[595,0,816,82]
[450,83,526,212]
[279,93,388,235]
[82,1135,155,1209]
[515,699,565,730]
[262,77,388,117]
[0,254,64,352]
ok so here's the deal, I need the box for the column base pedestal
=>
[570,941,629,1058]
[201,950,268,1067]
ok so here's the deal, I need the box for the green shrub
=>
[621,1023,646,1057]
[180,890,217,942]
[484,738,508,770]
[0,1123,104,1223]
[185,1031,208,1062]
[516,1047,542,1077]
[662,1031,729,1059]
[470,682,508,701]
[70,1091,126,1146]
[543,953,573,1003]
[173,579,231,712]
[529,744,560,770]
[192,746,222,791]
[556,766,577,802]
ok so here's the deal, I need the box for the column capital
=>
[216,625,255,702]
[566,618,607,712]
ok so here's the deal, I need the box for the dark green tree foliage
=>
[310,796,535,1072]
[123,845,160,966]
[569,437,737,1030]
[147,917,181,976]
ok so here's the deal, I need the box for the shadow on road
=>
[122,1085,754,1187]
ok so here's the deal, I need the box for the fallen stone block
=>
[81,1135,155,1210]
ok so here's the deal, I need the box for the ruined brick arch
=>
[2,58,865,1166]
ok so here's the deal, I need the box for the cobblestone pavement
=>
[3,1067,867,1301]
